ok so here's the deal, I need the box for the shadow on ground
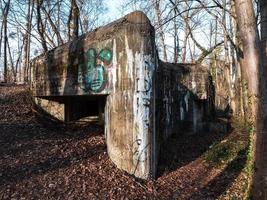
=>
[156,118,250,199]
[0,85,250,199]
[0,102,105,187]
[157,121,232,177]
[188,146,248,199]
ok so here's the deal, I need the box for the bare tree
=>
[2,0,11,82]
[36,0,48,52]
[68,0,79,40]
[154,0,168,61]
[23,0,34,82]
[172,0,179,63]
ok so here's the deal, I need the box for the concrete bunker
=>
[30,11,214,179]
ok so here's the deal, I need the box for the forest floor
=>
[0,85,252,200]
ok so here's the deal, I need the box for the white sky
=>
[105,0,125,20]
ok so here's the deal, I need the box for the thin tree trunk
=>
[173,0,178,63]
[214,17,218,90]
[182,14,189,63]
[23,0,33,82]
[36,0,48,52]
[181,0,190,63]
[173,17,178,63]
[3,0,11,83]
[235,20,247,119]
[222,0,229,65]
[154,0,168,61]
[188,38,194,62]
[41,7,64,45]
[3,13,8,82]
[0,9,4,59]
[68,0,79,40]
[57,0,61,44]
[14,29,25,83]
[222,0,232,110]
[7,37,15,82]
[229,3,238,114]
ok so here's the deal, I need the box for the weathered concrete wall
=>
[30,11,214,180]
[103,12,157,179]
[156,62,214,140]
[34,97,65,121]
[212,61,231,114]
[212,60,243,116]
[31,11,157,179]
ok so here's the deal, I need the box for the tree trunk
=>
[222,0,229,65]
[154,0,168,61]
[173,0,178,63]
[254,0,267,199]
[181,0,190,63]
[7,37,15,82]
[41,7,64,45]
[3,0,11,83]
[68,0,79,40]
[23,0,33,82]
[234,0,261,118]
[3,12,8,83]
[229,3,237,114]
[57,1,62,45]
[173,15,178,63]
[36,0,48,52]
[182,17,189,63]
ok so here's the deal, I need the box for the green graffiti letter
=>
[85,48,106,92]
[99,48,112,64]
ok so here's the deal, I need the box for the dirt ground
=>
[0,85,250,200]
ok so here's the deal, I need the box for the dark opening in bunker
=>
[37,95,107,123]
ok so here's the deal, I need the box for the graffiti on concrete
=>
[157,71,196,138]
[133,56,154,166]
[78,48,112,92]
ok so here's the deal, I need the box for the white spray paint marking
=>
[163,94,170,126]
[112,39,117,93]
[184,91,190,112]
[192,75,197,93]
[124,90,130,111]
[125,36,134,80]
[180,101,185,121]
[132,42,154,175]
[232,71,236,89]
